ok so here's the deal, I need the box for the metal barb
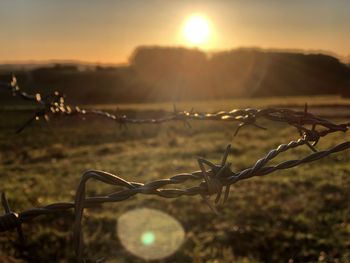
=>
[1,193,11,214]
[1,193,24,244]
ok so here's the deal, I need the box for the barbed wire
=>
[1,139,350,262]
[1,76,350,262]
[0,77,349,147]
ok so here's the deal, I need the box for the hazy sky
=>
[0,0,349,63]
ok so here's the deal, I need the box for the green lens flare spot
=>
[118,208,185,260]
[141,231,155,246]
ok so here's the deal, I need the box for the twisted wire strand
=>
[1,77,349,141]
[2,139,350,261]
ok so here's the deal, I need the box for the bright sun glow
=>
[184,15,210,46]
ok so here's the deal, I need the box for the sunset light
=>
[183,15,210,46]
[1,1,350,262]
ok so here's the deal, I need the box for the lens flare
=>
[117,208,185,260]
[141,231,155,246]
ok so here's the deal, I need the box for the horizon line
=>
[0,45,348,65]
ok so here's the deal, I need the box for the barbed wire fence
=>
[0,77,350,262]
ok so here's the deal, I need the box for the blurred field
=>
[2,95,350,111]
[88,95,350,112]
[0,98,350,263]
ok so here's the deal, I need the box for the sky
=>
[0,0,349,64]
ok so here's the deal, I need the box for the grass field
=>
[0,98,350,263]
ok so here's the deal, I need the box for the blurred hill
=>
[1,46,350,105]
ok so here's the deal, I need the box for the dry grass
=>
[0,98,350,262]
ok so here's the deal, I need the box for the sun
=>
[183,15,210,46]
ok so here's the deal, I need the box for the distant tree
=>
[1,46,350,104]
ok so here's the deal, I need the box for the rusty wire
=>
[1,77,350,261]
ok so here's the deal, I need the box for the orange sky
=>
[0,0,349,63]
